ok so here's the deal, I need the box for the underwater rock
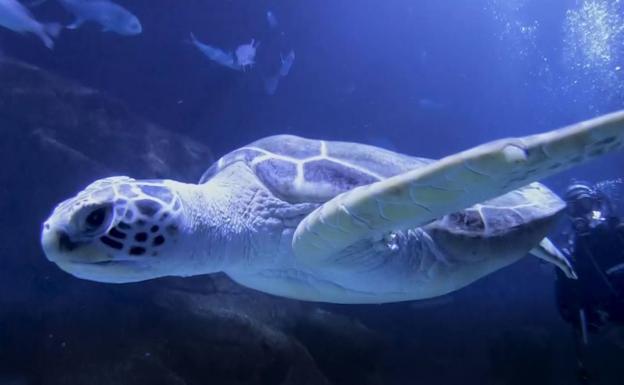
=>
[0,58,387,385]
[294,308,385,385]
[0,58,211,182]
[0,58,212,302]
[48,354,188,385]
[0,57,206,381]
[157,297,330,385]
[153,274,310,330]
[0,0,61,49]
[154,276,385,385]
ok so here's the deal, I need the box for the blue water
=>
[1,1,624,384]
[9,0,622,155]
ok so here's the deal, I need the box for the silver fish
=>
[264,50,295,95]
[58,0,141,35]
[279,50,295,77]
[235,39,258,68]
[266,10,277,28]
[189,32,241,71]
[0,0,60,48]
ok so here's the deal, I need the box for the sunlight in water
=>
[564,0,624,69]
[485,0,552,85]
[486,0,540,60]
[562,0,624,111]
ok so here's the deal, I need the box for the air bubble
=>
[384,232,400,252]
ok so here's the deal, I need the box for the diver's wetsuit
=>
[555,217,624,332]
[555,182,624,385]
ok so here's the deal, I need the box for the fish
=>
[606,263,624,276]
[264,50,295,95]
[278,50,295,77]
[0,0,61,48]
[266,10,277,28]
[189,32,241,71]
[235,39,258,69]
[57,0,142,35]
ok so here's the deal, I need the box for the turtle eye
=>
[86,207,106,228]
[79,205,112,234]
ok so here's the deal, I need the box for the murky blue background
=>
[6,0,622,159]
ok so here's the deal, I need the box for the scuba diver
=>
[555,180,624,384]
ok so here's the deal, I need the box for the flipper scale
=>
[293,110,624,266]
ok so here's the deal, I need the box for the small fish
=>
[0,0,61,48]
[606,262,624,276]
[58,0,142,35]
[235,39,258,69]
[266,10,277,28]
[279,50,295,77]
[264,50,295,95]
[189,32,241,71]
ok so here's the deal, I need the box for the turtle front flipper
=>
[530,238,577,279]
[292,110,624,267]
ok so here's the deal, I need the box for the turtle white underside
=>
[40,111,624,304]
[220,172,565,304]
[292,111,624,266]
[202,158,565,303]
[202,111,624,303]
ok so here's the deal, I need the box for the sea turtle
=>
[41,111,624,303]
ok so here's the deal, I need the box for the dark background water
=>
[5,0,622,162]
[1,1,624,384]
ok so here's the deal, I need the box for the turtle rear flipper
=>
[293,111,624,267]
[530,238,577,279]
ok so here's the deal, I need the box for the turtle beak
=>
[41,220,65,263]
[41,216,148,283]
[40,218,110,265]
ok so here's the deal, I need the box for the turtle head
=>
[41,176,186,283]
